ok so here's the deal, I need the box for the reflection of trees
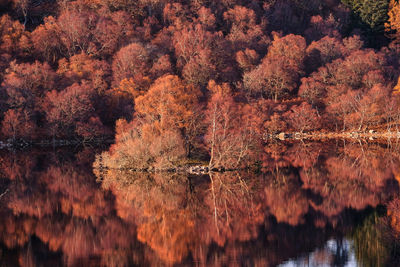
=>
[264,169,310,226]
[0,152,36,181]
[261,142,399,226]
[262,142,322,172]
[0,150,144,267]
[352,210,391,267]
[199,172,265,246]
[101,170,266,265]
[300,143,398,222]
[102,170,196,264]
[0,143,400,266]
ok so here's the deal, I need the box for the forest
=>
[2,0,400,169]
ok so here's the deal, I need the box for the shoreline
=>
[3,131,400,149]
[0,138,114,149]
[266,131,400,141]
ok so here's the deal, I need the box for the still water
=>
[0,141,399,266]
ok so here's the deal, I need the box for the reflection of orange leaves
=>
[62,222,95,266]
[8,191,55,218]
[388,198,400,236]
[101,170,196,264]
[201,173,265,246]
[34,218,64,252]
[137,209,195,264]
[264,174,309,226]
[393,167,400,185]
[96,218,134,254]
[0,152,36,180]
[0,215,33,248]
[283,142,321,169]
[299,143,398,220]
[43,165,111,219]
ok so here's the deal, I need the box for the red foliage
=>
[243,34,306,100]
[31,16,64,63]
[0,0,397,159]
[283,102,321,132]
[205,81,262,169]
[111,42,151,86]
[173,24,235,87]
[1,108,35,139]
[44,82,105,138]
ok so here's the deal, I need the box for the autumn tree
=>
[205,81,262,169]
[99,118,186,170]
[99,75,201,170]
[44,82,105,138]
[12,0,30,27]
[57,53,111,92]
[304,36,345,74]
[196,7,216,31]
[56,3,135,58]
[243,34,306,100]
[0,15,31,57]
[91,10,135,57]
[283,102,321,133]
[106,78,148,123]
[2,60,56,124]
[386,0,400,41]
[1,108,35,140]
[236,49,259,72]
[111,42,151,86]
[31,16,65,63]
[223,5,269,52]
[56,7,94,57]
[299,48,390,130]
[173,24,236,88]
[163,2,190,27]
[304,15,342,41]
[134,75,200,131]
[346,84,389,130]
[135,74,202,156]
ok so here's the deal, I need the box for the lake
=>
[0,140,399,266]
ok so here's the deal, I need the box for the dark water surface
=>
[0,141,400,266]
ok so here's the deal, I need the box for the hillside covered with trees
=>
[2,0,400,168]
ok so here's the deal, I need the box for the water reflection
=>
[279,239,357,267]
[0,141,399,266]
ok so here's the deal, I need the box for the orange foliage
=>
[386,0,400,40]
[98,75,201,170]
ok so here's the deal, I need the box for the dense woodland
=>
[3,0,400,168]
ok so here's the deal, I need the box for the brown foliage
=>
[243,34,306,100]
[1,108,35,139]
[0,15,31,56]
[44,82,105,138]
[111,42,151,86]
[99,75,200,170]
[283,102,321,132]
[205,81,262,169]
[31,16,65,63]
